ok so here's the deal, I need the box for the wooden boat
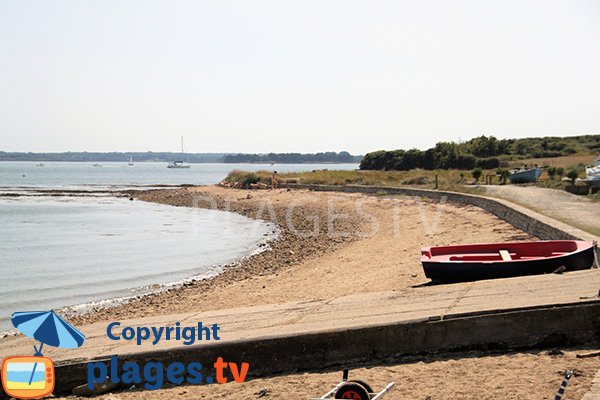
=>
[508,167,543,183]
[421,240,596,282]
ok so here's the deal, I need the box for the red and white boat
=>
[421,240,596,282]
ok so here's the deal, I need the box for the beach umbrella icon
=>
[11,310,86,385]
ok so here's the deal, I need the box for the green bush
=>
[547,166,556,180]
[566,169,579,183]
[496,168,510,184]
[240,173,260,188]
[225,170,262,188]
[472,168,483,183]
[475,157,500,169]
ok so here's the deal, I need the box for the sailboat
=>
[128,156,134,166]
[167,136,191,169]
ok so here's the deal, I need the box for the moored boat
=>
[421,240,596,282]
[167,160,191,169]
[167,136,191,169]
[508,167,543,183]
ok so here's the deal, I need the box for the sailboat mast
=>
[181,136,184,156]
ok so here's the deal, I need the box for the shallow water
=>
[0,195,275,331]
[0,161,356,331]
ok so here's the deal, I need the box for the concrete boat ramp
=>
[1,269,599,396]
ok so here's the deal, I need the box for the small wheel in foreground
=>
[334,382,370,400]
[347,380,374,394]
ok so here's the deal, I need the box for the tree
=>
[471,168,483,183]
[566,169,579,184]
[466,135,501,157]
[547,166,556,180]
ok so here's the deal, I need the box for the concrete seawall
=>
[42,301,600,395]
[278,183,598,242]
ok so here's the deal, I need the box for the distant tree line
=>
[223,151,361,164]
[360,134,600,171]
[0,152,227,162]
[0,151,363,164]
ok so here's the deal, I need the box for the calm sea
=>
[0,162,358,331]
[0,161,358,189]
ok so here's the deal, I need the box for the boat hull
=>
[421,240,596,282]
[167,165,191,169]
[586,166,600,181]
[508,168,543,183]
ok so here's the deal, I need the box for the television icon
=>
[1,356,54,399]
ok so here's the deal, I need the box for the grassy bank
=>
[225,158,599,202]
[225,168,489,194]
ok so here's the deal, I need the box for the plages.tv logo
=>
[1,310,85,399]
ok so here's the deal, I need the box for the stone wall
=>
[278,183,582,240]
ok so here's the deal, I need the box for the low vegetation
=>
[224,168,490,194]
[566,169,580,184]
[225,155,600,201]
[223,151,361,164]
[360,134,599,171]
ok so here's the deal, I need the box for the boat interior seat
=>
[499,249,512,261]
[445,253,515,262]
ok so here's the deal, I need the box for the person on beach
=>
[271,171,278,189]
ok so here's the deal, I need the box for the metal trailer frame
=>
[310,369,395,400]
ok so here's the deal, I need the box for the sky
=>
[1,0,599,154]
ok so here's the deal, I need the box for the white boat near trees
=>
[586,155,600,181]
[167,136,191,169]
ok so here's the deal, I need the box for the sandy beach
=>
[70,185,534,325]
[3,185,599,399]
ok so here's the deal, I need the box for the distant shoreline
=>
[0,151,363,164]
[0,160,359,164]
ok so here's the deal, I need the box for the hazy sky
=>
[1,0,599,154]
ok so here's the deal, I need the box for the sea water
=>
[0,161,358,189]
[0,195,275,331]
[0,162,358,331]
